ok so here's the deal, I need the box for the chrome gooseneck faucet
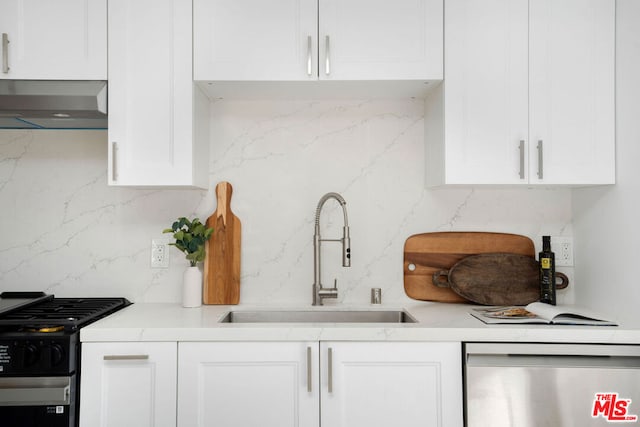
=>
[312,192,351,306]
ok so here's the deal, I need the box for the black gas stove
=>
[0,292,131,427]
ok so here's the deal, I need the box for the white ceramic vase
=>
[182,265,202,308]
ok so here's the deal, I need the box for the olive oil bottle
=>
[539,236,556,305]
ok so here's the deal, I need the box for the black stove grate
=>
[0,297,131,331]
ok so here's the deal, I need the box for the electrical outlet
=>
[151,239,170,268]
[553,236,574,267]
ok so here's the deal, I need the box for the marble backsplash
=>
[0,99,573,306]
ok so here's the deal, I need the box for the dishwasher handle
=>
[465,343,640,369]
[467,353,640,369]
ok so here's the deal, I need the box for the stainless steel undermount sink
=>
[218,309,417,324]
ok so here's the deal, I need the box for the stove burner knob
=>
[44,343,65,367]
[14,343,39,368]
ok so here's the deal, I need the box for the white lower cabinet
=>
[80,340,462,427]
[177,341,462,427]
[178,341,319,427]
[79,342,178,427]
[320,342,463,427]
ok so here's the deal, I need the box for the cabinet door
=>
[178,342,319,427]
[0,0,106,80]
[194,0,318,80]
[79,342,177,427]
[108,0,208,188]
[320,342,463,427]
[529,0,615,185]
[319,0,443,80]
[441,0,529,185]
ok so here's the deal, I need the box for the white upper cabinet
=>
[194,0,317,81]
[0,0,106,80]
[425,0,615,186]
[108,0,209,188]
[319,0,443,81]
[428,0,529,185]
[194,0,443,82]
[528,0,615,185]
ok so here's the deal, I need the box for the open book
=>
[470,302,617,326]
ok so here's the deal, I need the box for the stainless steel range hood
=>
[0,80,107,129]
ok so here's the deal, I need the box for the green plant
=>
[163,217,214,267]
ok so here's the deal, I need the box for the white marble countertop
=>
[80,302,640,344]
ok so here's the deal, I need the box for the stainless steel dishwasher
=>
[465,343,640,427]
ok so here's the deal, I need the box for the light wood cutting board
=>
[203,182,241,305]
[403,232,535,303]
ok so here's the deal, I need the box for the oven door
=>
[0,376,75,427]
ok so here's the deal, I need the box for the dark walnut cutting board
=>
[432,253,568,305]
[203,182,241,305]
[403,232,536,303]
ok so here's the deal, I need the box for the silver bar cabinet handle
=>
[327,347,333,393]
[307,36,312,76]
[111,141,118,182]
[537,139,544,179]
[103,354,149,361]
[518,140,525,179]
[2,33,9,74]
[306,346,312,392]
[325,35,331,75]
